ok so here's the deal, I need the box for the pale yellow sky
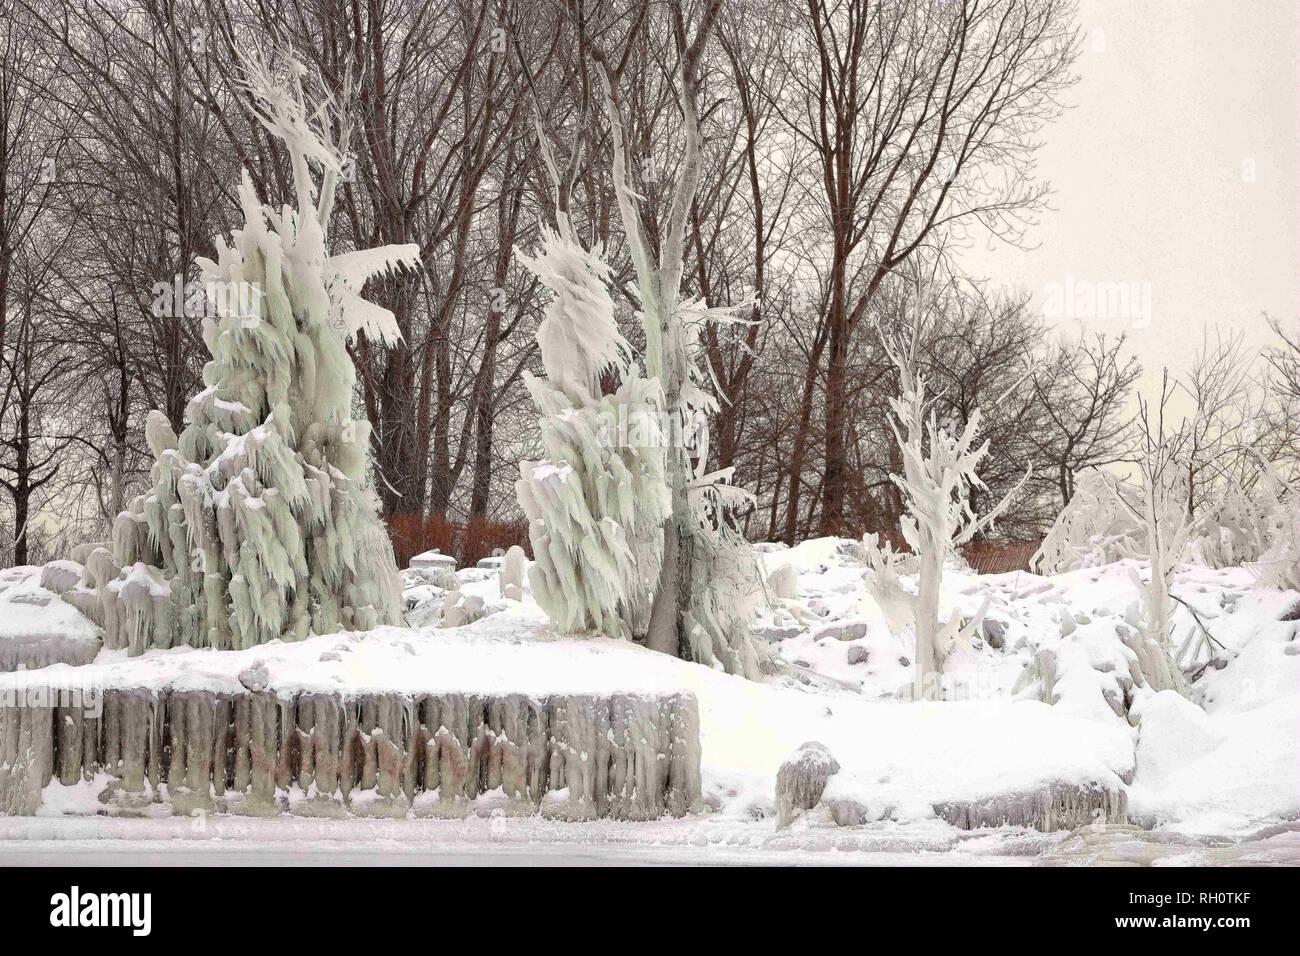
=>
[961,0,1298,397]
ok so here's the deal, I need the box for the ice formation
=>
[1032,469,1147,573]
[72,56,410,654]
[775,740,840,829]
[0,684,701,820]
[878,316,1026,699]
[931,781,1127,831]
[515,228,669,640]
[498,545,528,601]
[0,566,102,672]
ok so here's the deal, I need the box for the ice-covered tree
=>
[1100,373,1195,694]
[1246,452,1298,591]
[514,221,669,639]
[878,284,1028,700]
[1032,468,1147,573]
[516,0,769,677]
[80,53,415,654]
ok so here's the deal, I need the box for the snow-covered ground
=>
[1,540,1297,864]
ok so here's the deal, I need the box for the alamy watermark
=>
[1042,274,1152,329]
[0,677,103,718]
[150,275,263,326]
[594,406,709,452]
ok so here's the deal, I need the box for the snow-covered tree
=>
[1101,373,1195,694]
[82,53,415,654]
[1247,453,1299,591]
[514,224,669,639]
[879,284,1028,700]
[523,0,768,677]
[1032,468,1147,573]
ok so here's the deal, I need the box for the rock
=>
[1279,600,1300,622]
[409,550,456,573]
[39,561,83,595]
[431,570,459,590]
[754,624,803,644]
[775,740,841,829]
[828,797,871,827]
[0,633,101,673]
[238,663,271,692]
[6,590,51,608]
[499,546,528,600]
[981,617,1007,649]
[440,590,484,628]
[1058,607,1077,636]
[70,542,109,565]
[846,645,869,665]
[814,620,868,642]
[767,564,799,601]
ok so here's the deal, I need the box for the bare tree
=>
[774,0,1077,534]
[1031,330,1140,508]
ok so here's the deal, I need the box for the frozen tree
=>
[1101,374,1194,694]
[1189,480,1275,569]
[1032,468,1147,573]
[1248,454,1299,591]
[81,53,415,653]
[879,284,1029,700]
[514,223,669,639]
[587,0,770,678]
[1255,485,1299,591]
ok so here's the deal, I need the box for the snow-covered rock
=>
[0,570,102,672]
[39,561,82,596]
[409,550,456,573]
[499,546,528,602]
[775,741,840,829]
[767,564,798,600]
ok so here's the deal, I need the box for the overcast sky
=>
[960,0,1297,401]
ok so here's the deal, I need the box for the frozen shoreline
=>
[2,815,1295,866]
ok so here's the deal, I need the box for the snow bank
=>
[691,672,1132,830]
[1,535,1295,840]
[1128,617,1300,834]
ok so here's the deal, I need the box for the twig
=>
[1170,593,1228,651]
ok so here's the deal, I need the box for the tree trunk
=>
[912,548,942,701]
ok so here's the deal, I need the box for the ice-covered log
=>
[0,684,702,821]
[933,781,1127,831]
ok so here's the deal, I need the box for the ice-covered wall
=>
[0,686,701,820]
[931,782,1127,831]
